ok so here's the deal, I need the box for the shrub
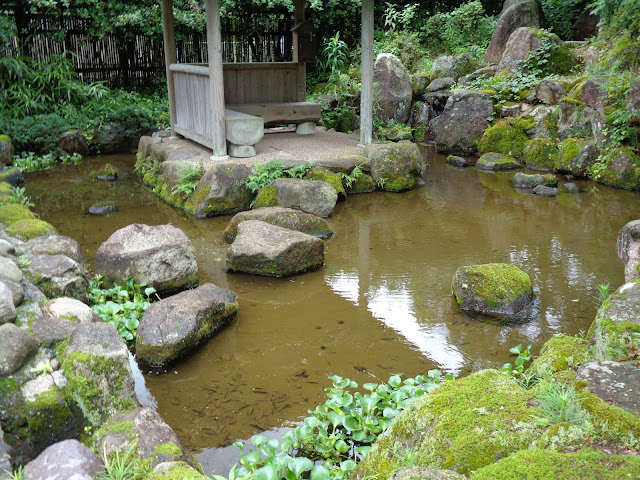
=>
[1,114,71,155]
[541,0,588,40]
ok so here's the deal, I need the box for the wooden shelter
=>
[160,0,374,159]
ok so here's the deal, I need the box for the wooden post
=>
[206,0,228,158]
[161,0,177,131]
[294,0,306,102]
[360,0,374,146]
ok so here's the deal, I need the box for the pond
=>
[25,146,635,475]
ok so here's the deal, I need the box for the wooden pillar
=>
[294,0,306,102]
[161,0,177,131]
[360,0,374,146]
[206,0,228,158]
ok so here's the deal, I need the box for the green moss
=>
[0,168,21,183]
[353,370,539,478]
[305,166,347,199]
[591,147,640,190]
[594,317,640,361]
[452,263,532,312]
[62,351,135,426]
[477,118,531,159]
[376,124,414,142]
[413,124,426,141]
[94,420,135,439]
[253,186,279,208]
[143,461,208,480]
[154,442,183,457]
[0,134,10,142]
[522,138,559,171]
[577,388,640,445]
[0,182,12,195]
[470,448,640,479]
[528,334,589,377]
[7,219,57,239]
[347,173,375,194]
[476,153,521,171]
[0,203,36,226]
[385,176,416,192]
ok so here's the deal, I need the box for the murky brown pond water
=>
[26,146,636,475]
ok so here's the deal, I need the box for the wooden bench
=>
[226,102,321,127]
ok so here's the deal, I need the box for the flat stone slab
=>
[95,223,198,295]
[476,152,521,171]
[136,283,238,368]
[576,361,640,415]
[227,220,324,277]
[224,206,333,242]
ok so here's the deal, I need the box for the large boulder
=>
[95,407,199,469]
[431,53,478,81]
[373,53,413,124]
[592,148,640,190]
[527,106,559,139]
[591,282,640,362]
[434,91,494,154]
[57,129,90,156]
[484,0,544,63]
[224,207,333,242]
[353,370,536,478]
[522,138,558,171]
[617,220,640,282]
[497,27,541,71]
[227,221,324,277]
[92,123,136,154]
[136,283,238,368]
[536,80,567,105]
[23,254,88,301]
[253,178,337,218]
[304,166,347,200]
[183,161,254,217]
[23,234,85,265]
[95,223,198,295]
[452,263,533,317]
[62,322,135,425]
[554,138,597,177]
[365,142,423,192]
[0,323,37,376]
[23,439,103,480]
[576,361,640,415]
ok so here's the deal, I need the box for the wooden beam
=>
[161,0,177,131]
[360,0,374,145]
[294,0,306,102]
[206,0,228,158]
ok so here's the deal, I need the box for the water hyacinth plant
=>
[225,371,453,480]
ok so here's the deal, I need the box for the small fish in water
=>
[353,365,367,372]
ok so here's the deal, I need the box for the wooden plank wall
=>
[173,69,211,141]
[222,63,299,104]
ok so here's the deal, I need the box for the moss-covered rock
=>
[7,219,57,239]
[346,172,375,194]
[528,334,589,377]
[353,370,539,478]
[224,207,333,242]
[365,142,424,192]
[522,138,559,171]
[0,135,12,165]
[61,323,135,426]
[376,124,414,142]
[452,263,533,317]
[477,118,533,159]
[253,186,279,209]
[470,448,640,480]
[555,138,597,177]
[305,166,347,200]
[0,167,24,187]
[589,147,640,190]
[0,181,12,195]
[0,203,36,226]
[590,282,640,362]
[144,461,209,480]
[476,152,521,171]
